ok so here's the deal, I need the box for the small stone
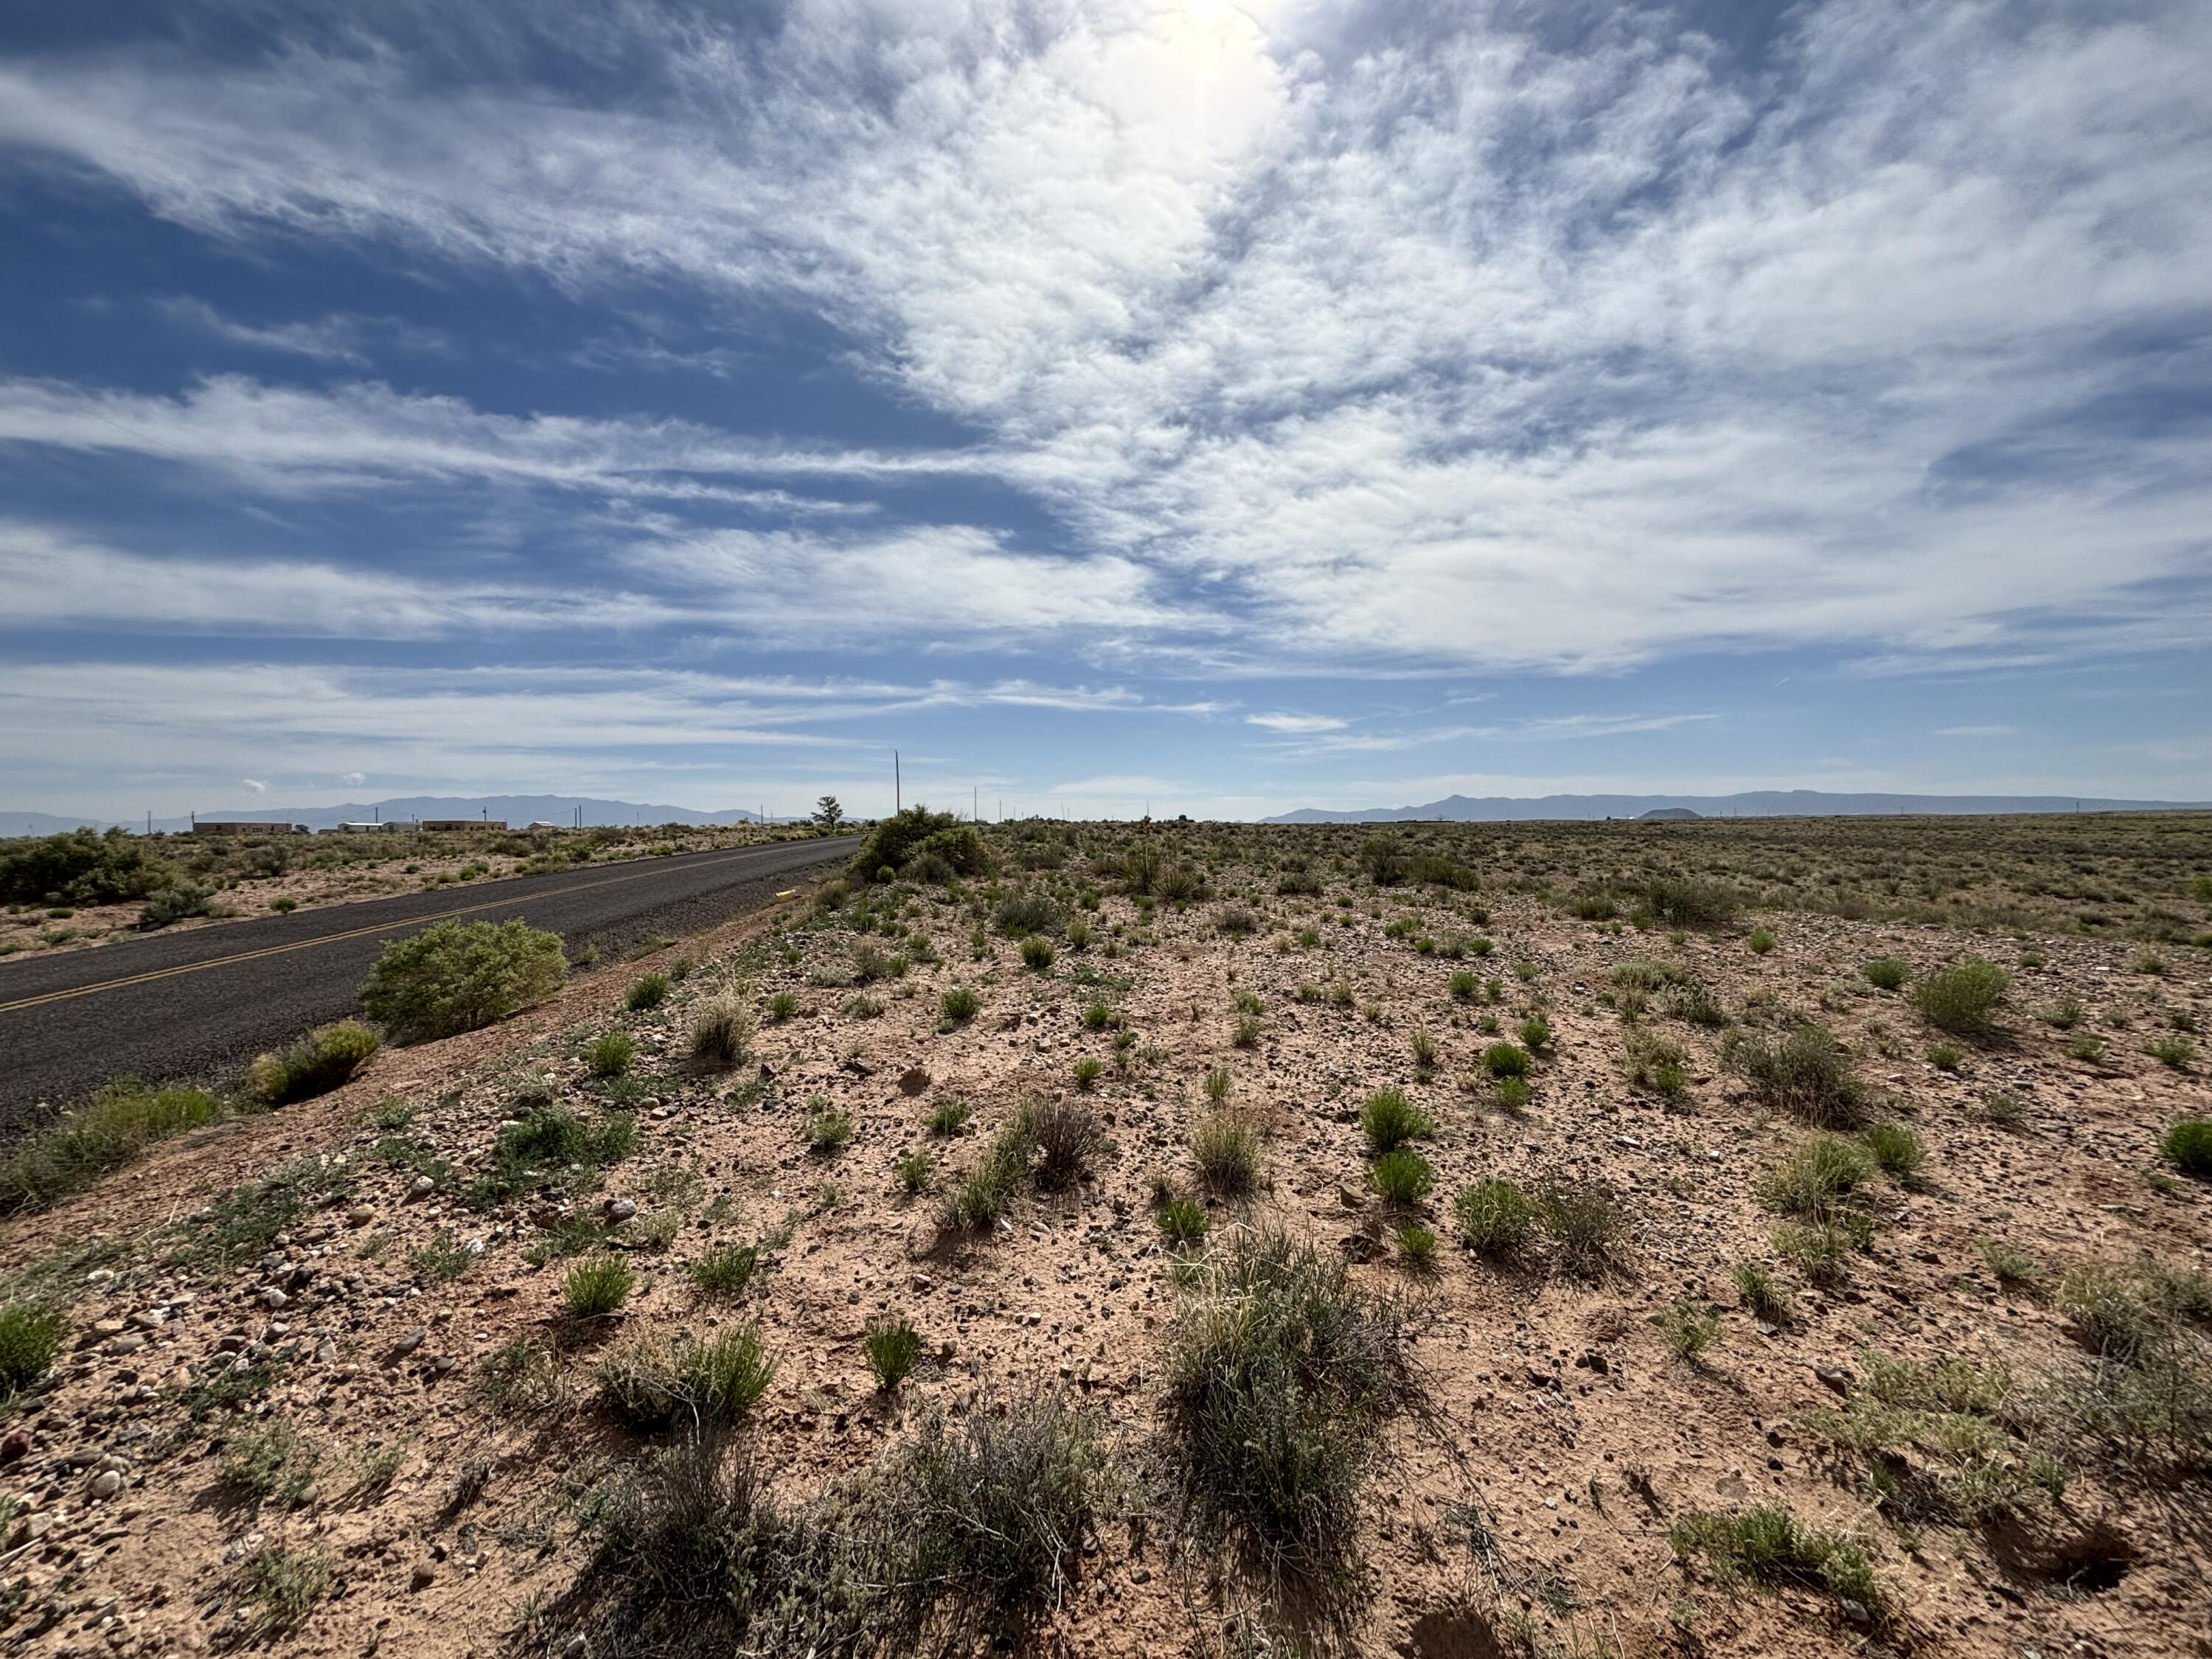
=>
[409,1176,436,1198]
[410,1563,436,1591]
[346,1206,375,1228]
[0,1428,29,1462]
[90,1470,122,1499]
[1813,1363,1854,1396]
[604,1199,638,1222]
[257,1289,288,1312]
[103,1334,145,1357]
[392,1327,427,1357]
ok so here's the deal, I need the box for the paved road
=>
[0,835,856,1124]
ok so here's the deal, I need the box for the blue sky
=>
[1,0,2207,821]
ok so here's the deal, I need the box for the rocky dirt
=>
[0,822,2207,1658]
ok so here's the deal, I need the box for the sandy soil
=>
[1,841,2207,1658]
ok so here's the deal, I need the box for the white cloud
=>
[1934,724,2017,737]
[1,0,2208,677]
[1246,712,1346,733]
[239,777,267,793]
[339,771,367,785]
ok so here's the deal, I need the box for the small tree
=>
[813,796,845,834]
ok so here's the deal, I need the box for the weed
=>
[1453,1179,1537,1256]
[805,1105,855,1153]
[1669,1507,1881,1615]
[1660,1301,1722,1360]
[0,1302,66,1397]
[1976,1238,2047,1297]
[1360,1087,1435,1155]
[1192,1111,1262,1197]
[219,1417,319,1509]
[1773,1221,1852,1285]
[1535,1179,1626,1280]
[1864,957,1909,990]
[690,995,754,1068]
[1410,1026,1439,1073]
[767,990,800,1022]
[1482,1042,1529,1079]
[1023,1097,1102,1189]
[2147,1034,2196,1071]
[0,1079,222,1213]
[1862,1121,1927,1180]
[1927,1042,1965,1070]
[1449,970,1479,1001]
[927,1099,973,1136]
[1368,1148,1435,1205]
[477,1338,568,1415]
[1733,1261,1794,1323]
[627,972,672,1012]
[1912,958,2010,1037]
[1071,1057,1105,1091]
[232,1545,332,1642]
[1747,928,1777,956]
[565,1256,636,1319]
[1021,935,1057,971]
[1156,1196,1210,1246]
[2163,1118,2212,1176]
[689,1241,762,1298]
[896,1147,935,1194]
[408,1229,476,1284]
[586,1031,635,1079]
[1161,1228,1412,1578]
[1757,1133,1878,1219]
[866,1316,926,1390]
[1722,1023,1867,1127]
[683,1324,776,1425]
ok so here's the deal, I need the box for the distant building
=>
[327,822,389,834]
[421,819,505,832]
[191,821,302,836]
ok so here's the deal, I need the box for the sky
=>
[1,0,2208,822]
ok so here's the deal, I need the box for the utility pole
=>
[894,750,901,813]
[973,786,978,822]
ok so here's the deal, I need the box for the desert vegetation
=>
[0,810,2206,1655]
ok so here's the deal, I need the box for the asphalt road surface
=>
[0,835,857,1126]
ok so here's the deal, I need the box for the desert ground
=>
[0,812,2208,1658]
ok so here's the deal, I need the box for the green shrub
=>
[0,1301,68,1396]
[1911,958,2010,1037]
[0,826,171,906]
[1863,957,1909,991]
[626,972,671,1012]
[218,1416,319,1509]
[1722,1023,1866,1127]
[1453,1178,1536,1256]
[804,1105,855,1153]
[1733,1261,1793,1322]
[245,1019,382,1107]
[895,1147,934,1194]
[1494,1075,1531,1111]
[474,1103,634,1206]
[1155,1196,1210,1246]
[2163,1118,2212,1177]
[767,989,800,1022]
[1862,1121,1927,1180]
[586,1030,635,1079]
[849,807,990,883]
[866,1316,925,1390]
[1071,1057,1104,1091]
[1394,1224,1437,1267]
[1020,935,1056,972]
[1927,1042,1965,1070]
[940,985,980,1022]
[685,1324,776,1423]
[564,1255,636,1318]
[0,1079,221,1213]
[1368,1148,1434,1205]
[1641,874,1739,931]
[1449,970,1479,1001]
[689,994,754,1068]
[1517,1013,1551,1050]
[927,1099,973,1136]
[1747,928,1777,956]
[1191,1111,1261,1196]
[1481,1042,1528,1079]
[360,919,566,1042]
[232,1545,331,1643]
[1161,1229,1411,1575]
[1360,1087,1435,1155]
[139,883,217,927]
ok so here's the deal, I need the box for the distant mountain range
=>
[1264,789,2211,824]
[1,796,789,836]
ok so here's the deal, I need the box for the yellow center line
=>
[0,844,832,1016]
